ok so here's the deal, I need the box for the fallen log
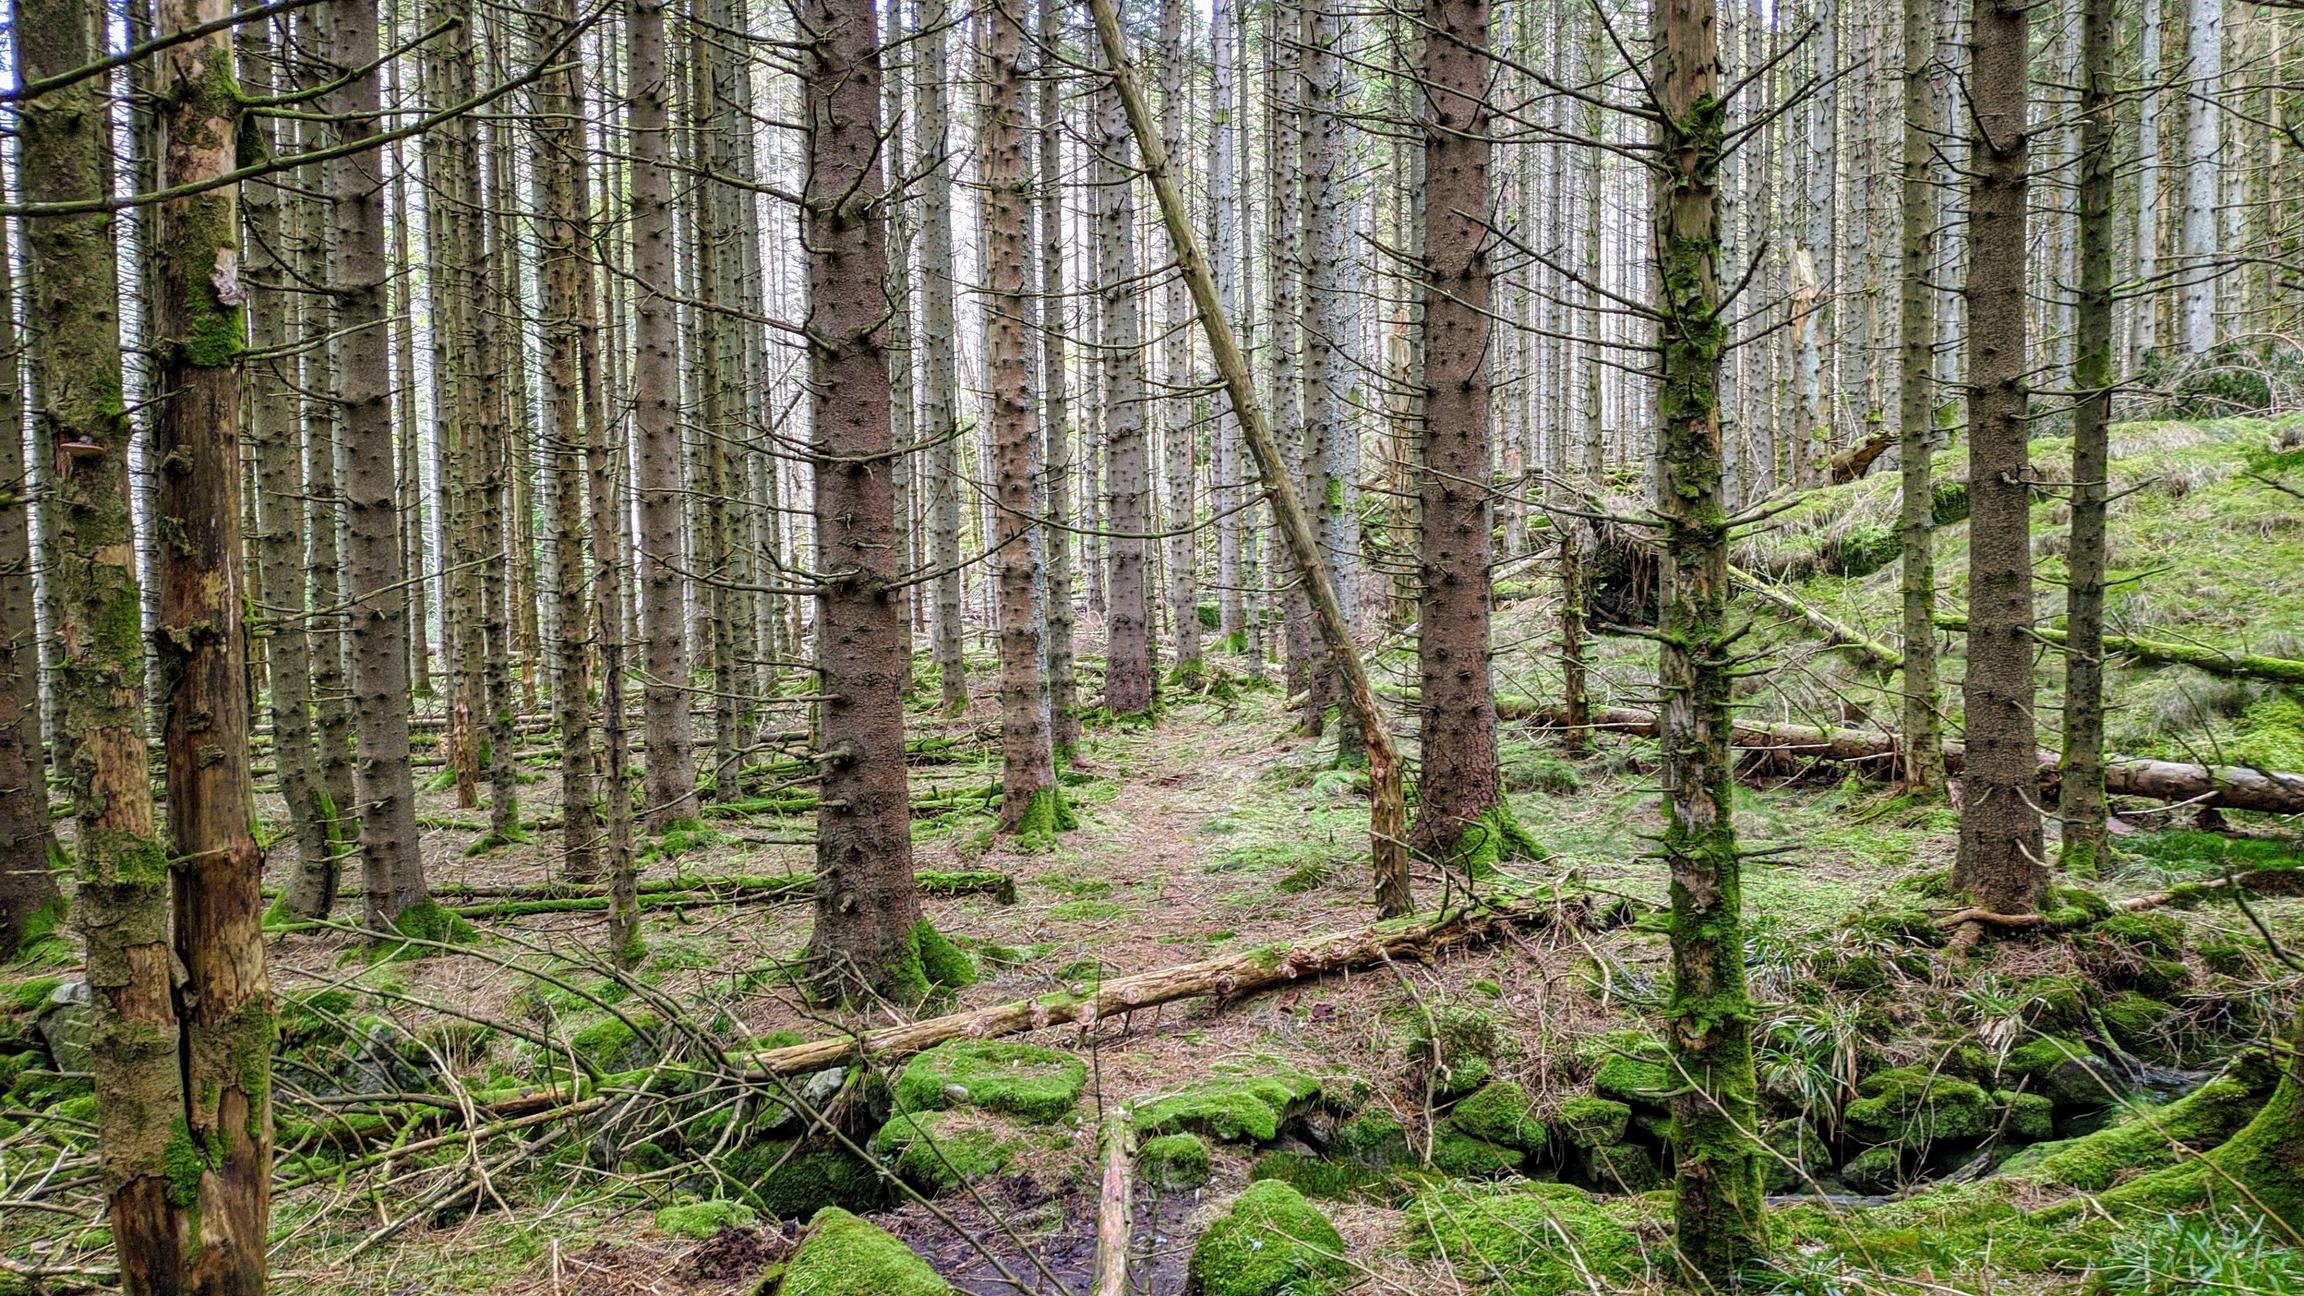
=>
[1935,863,2303,928]
[1731,565,1902,673]
[267,870,1018,930]
[1935,614,2304,686]
[1519,704,2304,815]
[1093,1111,1135,1296]
[742,887,1606,1079]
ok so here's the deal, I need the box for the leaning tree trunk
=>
[1038,0,1081,760]
[1953,0,2047,917]
[1084,0,1414,919]
[982,0,1064,845]
[150,1,272,1281]
[1650,0,1766,1275]
[631,0,696,829]
[1409,0,1529,872]
[1898,0,1947,797]
[1097,50,1157,720]
[16,0,191,1279]
[796,0,925,999]
[2059,0,2115,876]
[336,0,434,927]
[0,213,62,957]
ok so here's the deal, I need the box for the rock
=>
[1556,1095,1632,1149]
[1844,1067,1994,1145]
[1186,1180,1350,1296]
[1134,1070,1326,1144]
[2001,1037,2119,1112]
[1841,1144,1906,1195]
[761,1206,952,1296]
[891,1041,1085,1124]
[1138,1132,1213,1190]
[654,1198,757,1240]
[1578,1141,1664,1194]
[1445,1081,1548,1154]
[34,980,91,1074]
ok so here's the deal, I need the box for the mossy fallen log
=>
[742,887,1614,1079]
[1522,704,2304,814]
[1935,614,2304,686]
[268,870,1016,931]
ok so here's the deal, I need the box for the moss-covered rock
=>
[1404,1002,1501,1099]
[2002,1046,2279,1190]
[2019,975,2094,1033]
[765,1206,953,1296]
[1247,1150,1397,1203]
[2100,991,2177,1058]
[1841,1144,1907,1195]
[891,1041,1085,1123]
[869,1110,1023,1194]
[1186,1180,1350,1296]
[1586,1032,1675,1104]
[1579,1140,1664,1194]
[569,1014,659,1072]
[1429,1126,1524,1178]
[2074,913,2192,994]
[2001,1036,2118,1111]
[1136,1071,1325,1144]
[1406,1180,1649,1296]
[1139,1132,1213,1190]
[1329,1111,1412,1166]
[1555,1095,1632,1149]
[654,1198,757,1239]
[1844,1067,1994,1146]
[1760,1118,1835,1193]
[1999,1091,2057,1142]
[1445,1081,1547,1154]
[722,1139,891,1220]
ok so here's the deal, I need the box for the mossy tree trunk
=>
[1953,0,2047,917]
[2058,0,2115,876]
[982,0,1063,845]
[0,209,63,958]
[15,0,192,1279]
[1649,0,1766,1275]
[1897,0,1947,799]
[797,0,925,1000]
[150,1,272,1283]
[1408,0,1529,872]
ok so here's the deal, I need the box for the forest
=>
[0,0,2302,1285]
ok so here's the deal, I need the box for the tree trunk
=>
[1084,0,1413,918]
[338,0,433,926]
[797,0,925,999]
[1158,0,1200,680]
[631,0,696,829]
[150,0,271,1281]
[1410,0,1524,871]
[0,197,62,957]
[2177,0,2221,355]
[1954,0,2048,917]
[2132,0,2162,361]
[1038,0,1081,760]
[1650,0,1765,1274]
[18,0,190,1275]
[1210,0,1245,648]
[1098,50,1157,719]
[1268,0,1314,707]
[918,0,969,715]
[1299,0,1353,744]
[1898,0,1947,797]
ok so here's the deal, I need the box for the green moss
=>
[1841,1143,1907,1194]
[2100,991,2177,1058]
[1008,787,1076,852]
[908,921,978,991]
[1186,1180,1350,1296]
[1047,898,1127,921]
[891,1040,1085,1123]
[1249,1149,1403,1202]
[2019,975,2094,1032]
[1579,1140,1664,1193]
[1406,1002,1501,1099]
[869,1111,1021,1194]
[1445,1081,1547,1153]
[1432,804,1549,880]
[1330,1111,1412,1165]
[370,899,479,960]
[767,1206,953,1296]
[1429,1127,1524,1178]
[2001,1091,2056,1142]
[1843,1068,1994,1146]
[2002,1036,2117,1110]
[1406,1180,1649,1296]
[655,1198,757,1239]
[569,1014,658,1072]
[1135,1071,1326,1144]
[1759,1118,1835,1192]
[164,1117,208,1207]
[1556,1096,1632,1149]
[1138,1132,1213,1189]
[1590,1050,1675,1104]
[2003,1046,2278,1189]
[723,1141,891,1221]
[3,976,62,1014]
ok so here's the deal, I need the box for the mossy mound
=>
[1586,1031,1675,1104]
[1428,1126,1524,1178]
[898,921,980,998]
[1247,1149,1400,1203]
[1136,1070,1326,1144]
[891,1041,1085,1123]
[1577,1140,1664,1193]
[1841,1143,1907,1194]
[1405,1003,1500,1099]
[569,1014,659,1073]
[1843,1067,1994,1146]
[1329,1111,1413,1165]
[1185,1180,1350,1296]
[1444,1081,1548,1154]
[870,1110,1026,1195]
[721,1139,891,1221]
[2100,991,2178,1058]
[2072,912,2191,995]
[1760,1118,1835,1192]
[1406,1180,1650,1296]
[1139,1132,1213,1190]
[654,1198,757,1239]
[763,1206,953,1296]
[2000,1036,2119,1112]
[2003,1046,2279,1190]
[1555,1095,1632,1149]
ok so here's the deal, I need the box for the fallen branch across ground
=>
[267,870,1018,931]
[1093,1110,1135,1296]
[1731,565,1903,673]
[1515,704,2304,815]
[742,887,1610,1079]
[1935,614,2304,686]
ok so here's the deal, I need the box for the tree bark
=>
[918,0,968,715]
[2177,0,2221,355]
[1300,0,1353,745]
[0,204,62,958]
[1038,0,1081,760]
[1650,0,1765,1271]
[1158,0,1200,679]
[1954,0,2048,917]
[796,0,925,999]
[1097,47,1157,719]
[1899,0,1947,797]
[1210,0,1245,648]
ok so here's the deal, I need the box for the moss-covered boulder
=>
[722,1139,891,1220]
[1247,1150,1397,1203]
[1445,1081,1548,1154]
[654,1198,757,1239]
[1841,1144,1907,1195]
[1555,1095,1632,1149]
[1186,1180,1350,1296]
[1329,1111,1413,1166]
[869,1110,1025,1195]
[2074,913,2191,994]
[891,1040,1086,1123]
[1578,1141,1664,1194]
[764,1206,953,1296]
[1760,1118,1835,1193]
[2019,975,2094,1033]
[2003,1046,2279,1190]
[1429,1126,1524,1178]
[569,1013,659,1072]
[1585,1032,1675,1104]
[2100,991,2177,1058]
[2001,1036,2118,1111]
[1999,1091,2056,1143]
[1406,1180,1649,1296]
[1406,1003,1500,1099]
[1137,1070,1325,1144]
[1139,1132,1213,1190]
[1844,1068,1994,1146]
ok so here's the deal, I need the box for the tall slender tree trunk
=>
[337,0,433,927]
[1269,0,1314,705]
[2177,0,2221,355]
[1300,0,1353,744]
[1039,0,1081,760]
[297,60,358,857]
[1411,0,1529,871]
[2060,0,2115,876]
[632,0,696,829]
[1650,0,1765,1273]
[1210,0,1245,648]
[1899,0,1947,798]
[796,0,924,998]
[150,1,272,1281]
[885,18,917,690]
[0,214,62,957]
[918,0,968,714]
[1098,47,1157,719]
[1953,0,2047,917]
[1157,0,1201,679]
[2133,0,2162,362]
